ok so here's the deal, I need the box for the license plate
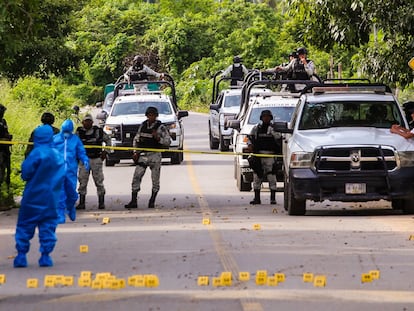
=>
[241,167,253,173]
[345,183,366,194]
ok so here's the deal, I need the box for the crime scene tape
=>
[0,140,282,158]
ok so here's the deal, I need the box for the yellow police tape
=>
[0,140,282,158]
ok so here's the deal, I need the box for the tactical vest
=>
[129,70,148,81]
[0,119,10,153]
[137,120,163,149]
[231,64,244,80]
[77,126,103,158]
[252,124,278,153]
[291,59,311,80]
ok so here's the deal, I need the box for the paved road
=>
[1,112,414,311]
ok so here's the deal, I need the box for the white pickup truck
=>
[277,83,414,215]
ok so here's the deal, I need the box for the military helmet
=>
[297,47,308,55]
[133,55,144,65]
[41,112,55,125]
[145,106,159,117]
[233,55,242,63]
[260,109,273,120]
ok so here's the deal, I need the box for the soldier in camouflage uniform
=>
[125,106,171,209]
[75,114,110,210]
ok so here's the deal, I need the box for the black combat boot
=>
[76,194,86,210]
[250,189,261,205]
[270,190,276,205]
[98,194,105,209]
[124,191,138,209]
[148,191,158,208]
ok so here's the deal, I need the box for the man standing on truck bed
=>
[246,110,281,205]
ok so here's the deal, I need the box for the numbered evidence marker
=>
[302,273,314,283]
[220,272,232,286]
[0,274,6,284]
[27,278,39,288]
[361,273,373,283]
[44,275,57,288]
[313,275,327,287]
[255,270,268,285]
[197,276,209,286]
[239,272,250,282]
[275,273,286,283]
[128,275,145,287]
[267,276,278,286]
[144,274,159,288]
[253,224,261,230]
[102,217,110,224]
[202,218,211,225]
[369,270,380,280]
[79,245,89,253]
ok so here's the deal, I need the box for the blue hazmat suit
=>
[53,120,89,224]
[14,125,65,267]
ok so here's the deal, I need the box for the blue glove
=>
[67,206,76,222]
[83,160,90,171]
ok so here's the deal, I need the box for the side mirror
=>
[177,110,189,119]
[96,111,107,121]
[273,121,293,133]
[227,119,241,131]
[209,103,220,111]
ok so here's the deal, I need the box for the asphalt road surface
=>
[1,112,414,311]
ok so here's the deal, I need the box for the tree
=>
[286,0,414,86]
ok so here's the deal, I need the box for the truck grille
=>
[313,146,397,172]
[120,124,139,144]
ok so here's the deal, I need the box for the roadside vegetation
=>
[0,0,413,204]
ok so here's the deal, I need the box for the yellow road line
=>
[185,147,263,311]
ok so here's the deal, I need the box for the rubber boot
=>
[39,253,53,267]
[76,194,86,210]
[98,194,105,209]
[250,189,261,205]
[13,253,27,268]
[270,190,276,205]
[148,191,158,209]
[125,191,138,209]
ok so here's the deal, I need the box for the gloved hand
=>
[67,206,76,222]
[132,152,139,164]
[83,160,90,171]
[100,150,107,161]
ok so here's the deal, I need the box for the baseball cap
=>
[83,114,93,121]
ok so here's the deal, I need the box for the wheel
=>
[285,174,306,215]
[394,198,414,214]
[170,152,181,165]
[209,123,219,150]
[105,159,116,167]
[219,134,230,152]
[236,166,252,192]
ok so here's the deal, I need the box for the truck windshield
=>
[299,101,402,130]
[248,106,295,124]
[111,101,172,116]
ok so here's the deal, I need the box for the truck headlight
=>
[290,152,313,168]
[398,151,414,167]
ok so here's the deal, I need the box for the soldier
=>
[0,104,12,189]
[125,106,171,209]
[25,112,59,158]
[124,55,164,83]
[75,114,110,210]
[246,110,281,205]
[221,56,249,86]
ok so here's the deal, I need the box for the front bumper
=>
[289,167,414,202]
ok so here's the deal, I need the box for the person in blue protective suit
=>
[53,119,89,224]
[14,125,65,268]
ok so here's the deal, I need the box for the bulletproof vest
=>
[77,126,103,158]
[231,64,244,80]
[137,120,163,149]
[129,70,148,81]
[292,59,310,80]
[253,123,278,153]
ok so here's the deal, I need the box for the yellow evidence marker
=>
[313,275,327,287]
[303,273,314,283]
[0,274,6,284]
[369,270,380,280]
[253,224,261,230]
[220,272,232,286]
[27,278,39,288]
[144,274,159,288]
[239,272,250,282]
[44,275,56,288]
[197,276,209,286]
[361,273,373,283]
[202,218,210,225]
[102,217,110,224]
[79,245,89,253]
[267,276,278,286]
[255,270,268,285]
[275,273,286,283]
[212,277,221,287]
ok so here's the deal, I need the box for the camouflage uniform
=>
[125,108,171,209]
[75,115,110,209]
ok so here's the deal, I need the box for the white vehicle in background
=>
[101,76,188,166]
[228,77,318,192]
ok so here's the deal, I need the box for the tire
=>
[105,159,116,167]
[395,198,414,214]
[219,134,230,152]
[209,123,219,150]
[285,174,306,215]
[170,152,181,165]
[236,166,252,192]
